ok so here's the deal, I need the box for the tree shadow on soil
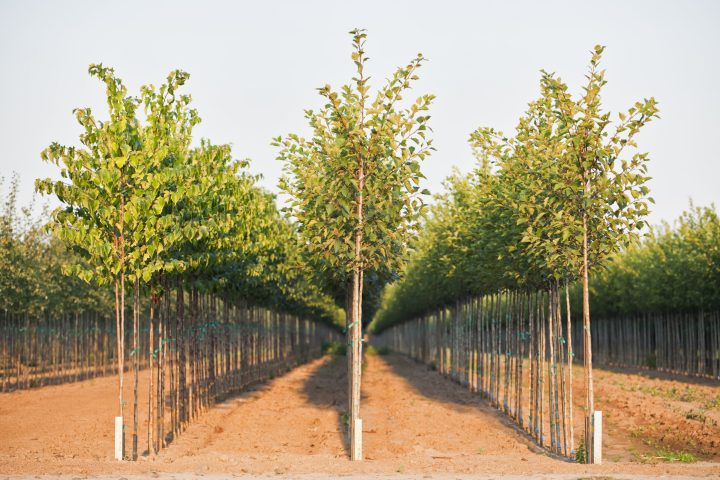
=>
[301,354,350,456]
[378,353,492,411]
[378,352,559,459]
[149,361,306,456]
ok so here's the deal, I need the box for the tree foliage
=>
[0,175,112,316]
[275,29,434,288]
[35,64,341,324]
[585,204,720,316]
[371,45,658,334]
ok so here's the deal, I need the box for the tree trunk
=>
[148,298,154,455]
[115,279,124,418]
[349,266,363,461]
[582,210,594,463]
[132,277,139,460]
[178,281,187,430]
[565,283,574,456]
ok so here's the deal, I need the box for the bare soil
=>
[0,353,718,477]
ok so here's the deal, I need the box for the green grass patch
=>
[653,449,697,463]
[636,448,697,464]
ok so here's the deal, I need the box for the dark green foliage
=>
[586,204,720,316]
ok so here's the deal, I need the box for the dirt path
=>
[0,353,718,477]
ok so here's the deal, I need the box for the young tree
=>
[37,65,201,460]
[539,46,658,462]
[276,29,434,460]
[372,45,658,462]
[37,66,141,459]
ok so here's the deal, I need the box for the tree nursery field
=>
[1,11,719,480]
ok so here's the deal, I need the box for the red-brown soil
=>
[0,353,718,477]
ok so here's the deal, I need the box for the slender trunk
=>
[120,271,126,458]
[582,208,594,463]
[565,282,575,456]
[132,277,139,460]
[548,287,557,452]
[349,115,365,460]
[115,280,123,419]
[148,298,154,455]
[158,288,166,451]
[349,266,362,461]
[178,281,187,430]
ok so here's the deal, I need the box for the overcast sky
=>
[1,0,718,226]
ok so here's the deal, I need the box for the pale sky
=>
[1,0,718,226]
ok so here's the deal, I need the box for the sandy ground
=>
[0,352,718,478]
[590,364,720,463]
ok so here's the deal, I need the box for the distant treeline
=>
[0,175,112,316]
[582,204,720,317]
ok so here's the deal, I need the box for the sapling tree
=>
[276,29,434,460]
[29,59,344,462]
[37,65,141,460]
[37,65,202,460]
[371,45,658,461]
[540,45,658,462]
[124,69,200,460]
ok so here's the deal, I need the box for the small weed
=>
[574,437,586,463]
[653,449,697,463]
[676,387,699,402]
[685,409,707,423]
[704,395,720,410]
[636,447,697,464]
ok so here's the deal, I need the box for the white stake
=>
[352,418,363,461]
[114,416,124,461]
[592,410,602,464]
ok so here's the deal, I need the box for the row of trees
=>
[570,205,720,378]
[275,29,434,460]
[584,204,720,316]
[373,291,578,457]
[370,46,658,462]
[1,312,118,390]
[1,177,116,390]
[0,175,112,316]
[4,28,432,462]
[31,65,342,461]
